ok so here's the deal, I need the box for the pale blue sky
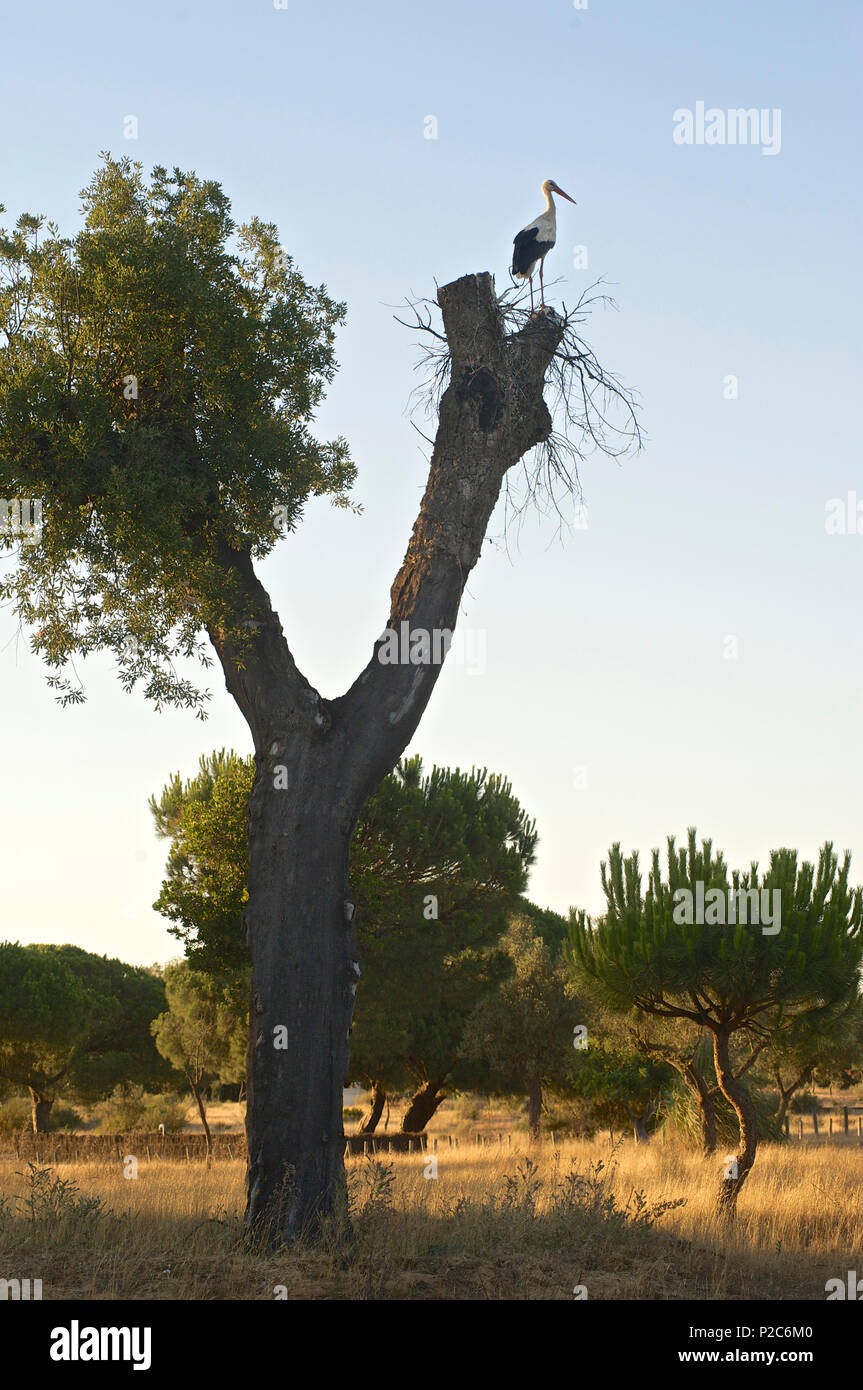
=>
[2,0,861,964]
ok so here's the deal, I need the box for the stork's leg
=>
[539,257,545,308]
[529,274,534,313]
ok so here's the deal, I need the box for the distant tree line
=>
[3,751,861,1222]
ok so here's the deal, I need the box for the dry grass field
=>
[1,1129,860,1301]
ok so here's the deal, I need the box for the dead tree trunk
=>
[208,273,565,1244]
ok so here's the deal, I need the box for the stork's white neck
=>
[543,186,555,213]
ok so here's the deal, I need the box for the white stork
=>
[511,178,576,312]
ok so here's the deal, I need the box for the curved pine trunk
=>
[712,1029,758,1216]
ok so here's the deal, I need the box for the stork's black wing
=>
[512,226,552,276]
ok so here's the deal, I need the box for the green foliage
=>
[660,1077,781,1146]
[567,830,863,1050]
[150,750,253,974]
[149,750,540,1095]
[545,1151,686,1231]
[461,917,578,1092]
[92,1085,188,1133]
[568,1040,672,1134]
[0,942,172,1116]
[13,1162,108,1228]
[351,1158,396,1218]
[0,157,353,711]
[151,961,246,1090]
[0,1098,83,1136]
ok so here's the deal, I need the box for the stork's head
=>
[542,179,576,205]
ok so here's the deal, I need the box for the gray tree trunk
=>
[208,273,564,1244]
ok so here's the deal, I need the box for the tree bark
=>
[679,1059,717,1156]
[401,1078,447,1133]
[527,1076,543,1140]
[28,1090,53,1134]
[712,1029,758,1216]
[207,272,564,1244]
[623,1097,658,1144]
[359,1082,386,1135]
[773,1065,811,1129]
[631,1031,717,1154]
[191,1080,213,1168]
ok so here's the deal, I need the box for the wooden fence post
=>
[798,1119,804,1140]
[812,1106,819,1136]
[843,1107,849,1134]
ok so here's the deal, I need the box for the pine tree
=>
[567,830,863,1213]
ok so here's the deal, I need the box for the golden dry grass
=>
[1,1132,861,1300]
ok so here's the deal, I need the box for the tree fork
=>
[212,272,565,1245]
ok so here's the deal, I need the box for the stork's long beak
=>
[554,185,577,205]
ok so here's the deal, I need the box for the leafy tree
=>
[0,943,170,1131]
[462,918,578,1137]
[151,961,245,1163]
[569,1040,672,1142]
[1,156,635,1240]
[0,944,92,1132]
[150,750,537,1132]
[567,831,863,1213]
[767,1000,863,1126]
[351,758,537,1132]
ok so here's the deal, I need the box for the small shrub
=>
[351,1158,396,1217]
[13,1163,110,1228]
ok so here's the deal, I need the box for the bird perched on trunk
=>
[511,178,576,313]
